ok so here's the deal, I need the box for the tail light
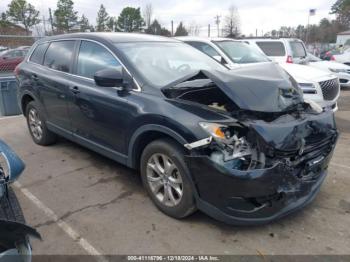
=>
[286,55,293,63]
[331,55,335,61]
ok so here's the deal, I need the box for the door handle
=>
[69,86,80,94]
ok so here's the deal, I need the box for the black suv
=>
[16,33,338,225]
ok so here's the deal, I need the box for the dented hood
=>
[168,62,304,113]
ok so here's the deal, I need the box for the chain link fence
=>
[0,35,44,76]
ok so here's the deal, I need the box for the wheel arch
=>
[127,124,188,170]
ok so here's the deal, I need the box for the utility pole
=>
[171,20,174,36]
[48,8,54,35]
[256,28,258,37]
[42,15,46,36]
[214,15,221,37]
[208,24,210,37]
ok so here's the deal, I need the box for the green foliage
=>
[116,7,144,32]
[79,15,91,32]
[174,22,188,36]
[6,0,40,35]
[106,17,115,32]
[53,0,78,33]
[96,4,109,32]
[145,19,171,36]
[331,0,350,28]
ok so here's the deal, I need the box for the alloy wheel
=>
[146,153,183,207]
[28,108,43,141]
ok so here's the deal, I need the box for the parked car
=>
[17,33,338,225]
[0,48,29,72]
[244,38,308,64]
[307,52,350,88]
[331,48,350,66]
[0,46,9,57]
[0,140,41,261]
[178,37,339,111]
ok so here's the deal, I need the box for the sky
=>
[0,0,336,36]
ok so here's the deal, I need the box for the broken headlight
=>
[197,122,265,170]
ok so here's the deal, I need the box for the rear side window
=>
[290,41,306,58]
[44,41,75,73]
[256,41,286,56]
[30,43,49,64]
[76,41,120,79]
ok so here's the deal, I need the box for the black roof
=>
[39,32,178,43]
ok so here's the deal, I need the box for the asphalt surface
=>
[1,89,350,256]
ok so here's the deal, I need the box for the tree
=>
[53,0,78,33]
[174,22,188,36]
[160,28,171,37]
[331,0,350,29]
[145,19,161,34]
[96,4,109,32]
[223,5,240,38]
[116,7,144,32]
[143,3,153,28]
[79,15,91,32]
[145,19,171,36]
[106,17,115,31]
[6,0,40,35]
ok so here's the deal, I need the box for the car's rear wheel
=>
[25,101,57,146]
[140,139,196,219]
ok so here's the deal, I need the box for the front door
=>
[67,40,134,156]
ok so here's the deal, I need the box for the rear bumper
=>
[186,147,335,225]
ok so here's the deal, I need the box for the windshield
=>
[115,42,227,87]
[213,41,270,64]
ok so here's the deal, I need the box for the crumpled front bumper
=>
[185,147,335,225]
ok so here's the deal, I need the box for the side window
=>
[76,41,120,79]
[44,41,75,73]
[30,43,49,64]
[256,41,286,56]
[187,41,220,58]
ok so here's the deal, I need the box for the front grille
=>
[319,78,339,101]
[274,134,336,160]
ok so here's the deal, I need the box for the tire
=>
[140,138,196,219]
[25,101,57,146]
[0,187,25,223]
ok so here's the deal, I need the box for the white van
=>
[246,38,308,64]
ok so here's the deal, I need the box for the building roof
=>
[338,30,350,36]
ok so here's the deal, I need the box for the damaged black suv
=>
[17,33,338,225]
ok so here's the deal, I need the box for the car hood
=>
[165,62,304,113]
[311,60,350,70]
[279,63,336,82]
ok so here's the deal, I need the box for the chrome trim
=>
[26,37,142,92]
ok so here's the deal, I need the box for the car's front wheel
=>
[25,101,57,146]
[140,139,196,219]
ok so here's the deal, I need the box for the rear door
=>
[288,40,308,64]
[39,40,77,131]
[255,41,286,63]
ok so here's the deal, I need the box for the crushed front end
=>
[184,109,338,225]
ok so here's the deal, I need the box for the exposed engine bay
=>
[163,72,333,173]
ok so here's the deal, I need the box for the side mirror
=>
[94,67,124,90]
